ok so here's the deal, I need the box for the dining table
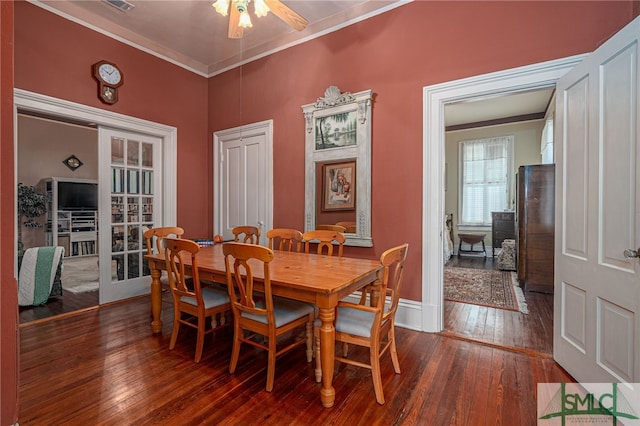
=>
[144,243,383,408]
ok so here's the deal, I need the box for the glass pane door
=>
[99,128,162,303]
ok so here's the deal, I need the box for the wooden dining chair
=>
[266,228,303,252]
[164,238,231,363]
[223,242,315,392]
[331,243,409,404]
[144,226,185,256]
[302,229,345,257]
[143,226,184,284]
[335,221,357,233]
[315,224,347,233]
[232,226,261,244]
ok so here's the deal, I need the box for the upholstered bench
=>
[497,239,516,271]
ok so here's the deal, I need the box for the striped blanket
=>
[18,246,65,306]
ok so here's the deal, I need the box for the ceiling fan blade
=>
[228,4,244,39]
[264,0,308,32]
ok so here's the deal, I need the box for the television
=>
[57,181,98,211]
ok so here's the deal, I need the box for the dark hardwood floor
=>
[19,289,98,324]
[444,255,554,356]
[19,292,572,425]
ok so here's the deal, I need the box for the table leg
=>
[319,306,336,408]
[150,267,163,334]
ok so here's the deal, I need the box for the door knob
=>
[624,248,640,259]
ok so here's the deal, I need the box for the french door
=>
[99,128,163,304]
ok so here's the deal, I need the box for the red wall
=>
[1,1,17,423]
[13,1,211,239]
[2,1,637,421]
[208,1,637,301]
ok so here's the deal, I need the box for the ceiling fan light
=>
[212,0,229,16]
[254,0,269,17]
[238,10,253,28]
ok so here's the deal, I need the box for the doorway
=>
[17,113,100,323]
[441,91,554,355]
[421,54,587,339]
[14,89,177,322]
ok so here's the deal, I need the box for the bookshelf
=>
[41,177,98,258]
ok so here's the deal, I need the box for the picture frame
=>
[322,161,356,211]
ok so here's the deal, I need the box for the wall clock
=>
[93,60,123,105]
[63,155,83,171]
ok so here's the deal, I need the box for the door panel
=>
[563,76,589,259]
[554,16,639,383]
[214,121,273,246]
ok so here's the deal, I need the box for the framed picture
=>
[314,110,357,150]
[322,161,356,211]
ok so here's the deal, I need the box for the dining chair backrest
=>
[164,237,202,298]
[232,226,261,244]
[302,230,345,257]
[223,242,275,315]
[335,221,357,233]
[144,226,185,255]
[378,243,409,319]
[266,228,303,252]
[315,224,346,233]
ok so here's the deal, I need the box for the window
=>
[459,136,513,226]
[541,118,554,164]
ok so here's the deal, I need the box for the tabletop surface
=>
[146,244,382,296]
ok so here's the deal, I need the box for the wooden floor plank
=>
[18,254,563,425]
[18,293,573,424]
[445,256,553,356]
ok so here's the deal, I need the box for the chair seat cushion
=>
[181,286,230,309]
[336,306,375,338]
[242,296,314,327]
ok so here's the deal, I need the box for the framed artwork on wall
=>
[315,111,357,151]
[322,160,356,211]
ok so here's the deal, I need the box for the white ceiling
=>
[444,88,554,128]
[31,0,554,127]
[35,0,410,76]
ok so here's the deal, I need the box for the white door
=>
[554,16,640,382]
[213,120,273,245]
[98,128,163,304]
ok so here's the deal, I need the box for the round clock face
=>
[98,63,122,85]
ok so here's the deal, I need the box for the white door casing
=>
[554,16,640,382]
[213,120,273,246]
[422,55,586,332]
[14,89,177,303]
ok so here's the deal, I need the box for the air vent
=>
[103,0,135,12]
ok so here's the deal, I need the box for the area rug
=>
[444,266,528,313]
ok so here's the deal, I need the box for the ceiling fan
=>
[212,0,309,39]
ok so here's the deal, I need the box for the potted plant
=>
[17,183,48,254]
